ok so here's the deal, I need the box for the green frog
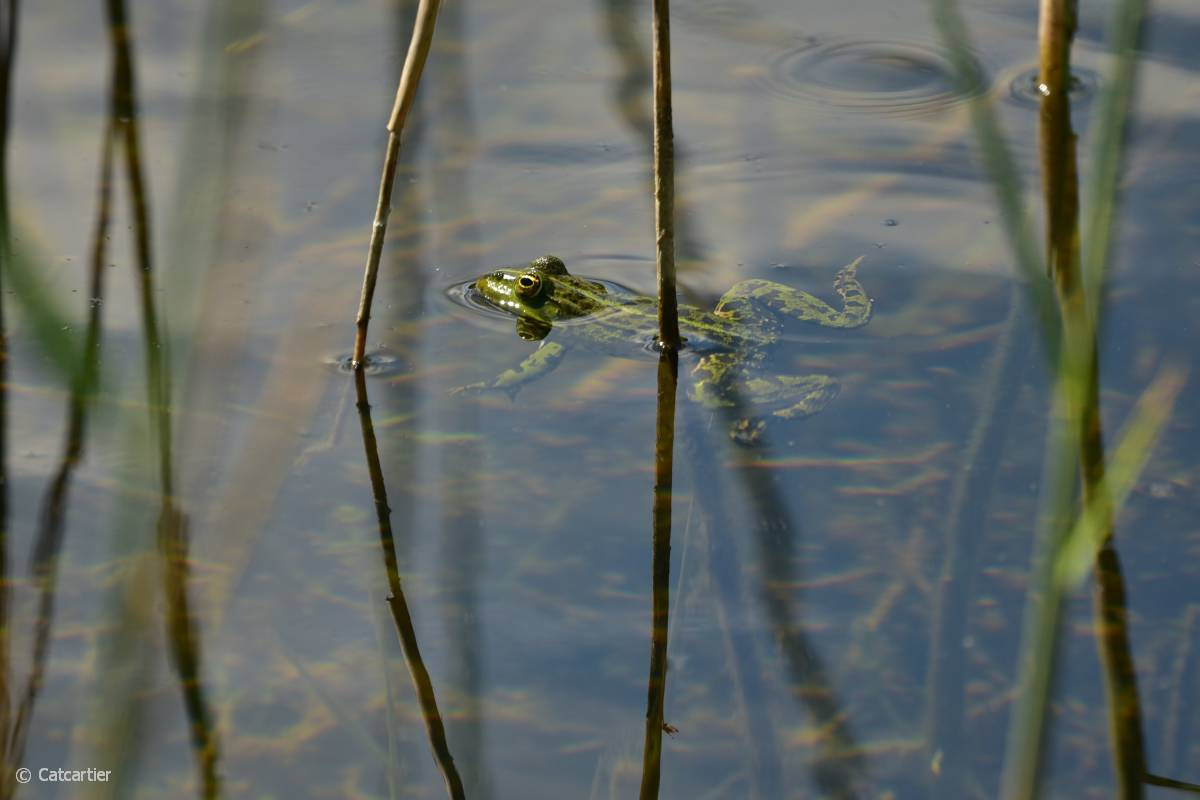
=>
[453,255,871,443]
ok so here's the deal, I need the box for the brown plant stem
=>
[651,0,680,351]
[639,350,677,800]
[353,0,442,367]
[353,369,465,799]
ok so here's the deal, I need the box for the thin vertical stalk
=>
[1001,2,1092,795]
[1038,0,1079,286]
[651,0,679,351]
[639,350,677,800]
[6,118,113,799]
[995,0,1155,792]
[353,370,465,800]
[1094,541,1145,799]
[103,0,222,792]
[352,0,442,367]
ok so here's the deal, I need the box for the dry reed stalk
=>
[352,0,442,367]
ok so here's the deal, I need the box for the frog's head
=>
[473,255,607,341]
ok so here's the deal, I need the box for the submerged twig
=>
[639,350,678,800]
[7,107,113,799]
[352,0,442,367]
[104,0,223,791]
[353,370,465,800]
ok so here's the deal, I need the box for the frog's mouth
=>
[448,279,518,320]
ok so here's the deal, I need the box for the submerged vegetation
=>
[1,0,1197,797]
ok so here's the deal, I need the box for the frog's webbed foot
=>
[715,256,871,329]
[760,374,839,418]
[727,374,840,446]
[449,341,567,400]
[729,417,769,447]
[830,256,872,327]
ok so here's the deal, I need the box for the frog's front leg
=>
[715,257,871,329]
[450,342,567,398]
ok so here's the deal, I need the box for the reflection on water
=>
[2,0,1199,797]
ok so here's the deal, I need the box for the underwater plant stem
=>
[926,286,1028,799]
[640,350,677,800]
[1094,541,1145,799]
[651,0,680,351]
[353,0,442,367]
[354,369,466,800]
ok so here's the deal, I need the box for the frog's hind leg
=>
[687,352,741,408]
[715,257,871,329]
[722,372,840,446]
[744,373,840,419]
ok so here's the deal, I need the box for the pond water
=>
[3,0,1200,797]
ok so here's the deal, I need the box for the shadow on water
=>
[694,393,866,799]
[923,284,1030,800]
[420,0,494,792]
[598,0,706,266]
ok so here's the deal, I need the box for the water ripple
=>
[327,350,405,376]
[1006,65,1100,109]
[757,39,984,116]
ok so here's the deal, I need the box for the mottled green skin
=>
[454,255,871,442]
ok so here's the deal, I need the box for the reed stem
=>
[353,0,442,367]
[651,0,680,351]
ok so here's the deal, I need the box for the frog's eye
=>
[515,271,543,298]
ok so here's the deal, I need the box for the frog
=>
[452,255,871,444]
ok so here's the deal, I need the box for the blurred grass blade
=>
[927,0,1057,352]
[2,235,84,384]
[1080,0,1147,320]
[1055,365,1187,587]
